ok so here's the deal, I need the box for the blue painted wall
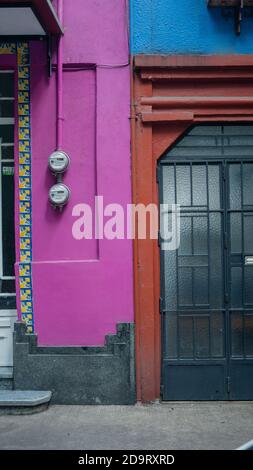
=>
[130,0,253,54]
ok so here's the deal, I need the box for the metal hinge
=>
[225,293,229,304]
[226,376,231,394]
[160,384,164,397]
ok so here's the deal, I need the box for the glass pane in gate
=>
[229,162,253,360]
[161,162,225,362]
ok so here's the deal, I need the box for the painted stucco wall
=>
[29,0,132,345]
[130,0,253,54]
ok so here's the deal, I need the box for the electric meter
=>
[49,183,70,208]
[48,151,70,174]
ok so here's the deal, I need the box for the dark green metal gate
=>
[159,125,253,400]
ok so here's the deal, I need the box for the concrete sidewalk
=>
[0,402,252,450]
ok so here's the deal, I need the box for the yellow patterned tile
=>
[19,177,31,189]
[18,66,29,79]
[21,289,32,301]
[19,166,30,177]
[20,201,31,213]
[18,104,30,116]
[19,141,30,152]
[20,239,31,250]
[19,116,30,128]
[24,303,31,310]
[19,153,30,165]
[18,91,29,103]
[19,128,30,140]
[19,264,31,276]
[20,252,31,263]
[17,43,28,54]
[20,226,31,238]
[17,44,29,66]
[21,305,27,314]
[20,213,31,225]
[20,277,31,289]
[0,43,16,54]
[20,250,31,263]
[18,79,29,91]
[19,189,31,201]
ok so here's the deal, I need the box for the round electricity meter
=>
[49,183,70,208]
[48,151,70,174]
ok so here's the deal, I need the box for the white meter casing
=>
[48,151,70,174]
[49,183,70,208]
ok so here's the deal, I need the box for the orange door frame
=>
[131,54,253,402]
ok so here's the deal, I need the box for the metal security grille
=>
[158,125,253,400]
[0,71,16,310]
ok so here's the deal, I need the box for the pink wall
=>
[29,0,133,345]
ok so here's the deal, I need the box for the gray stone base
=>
[0,403,50,415]
[13,322,136,405]
[0,379,13,391]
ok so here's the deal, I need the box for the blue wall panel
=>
[130,0,253,54]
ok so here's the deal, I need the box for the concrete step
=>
[0,390,52,415]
